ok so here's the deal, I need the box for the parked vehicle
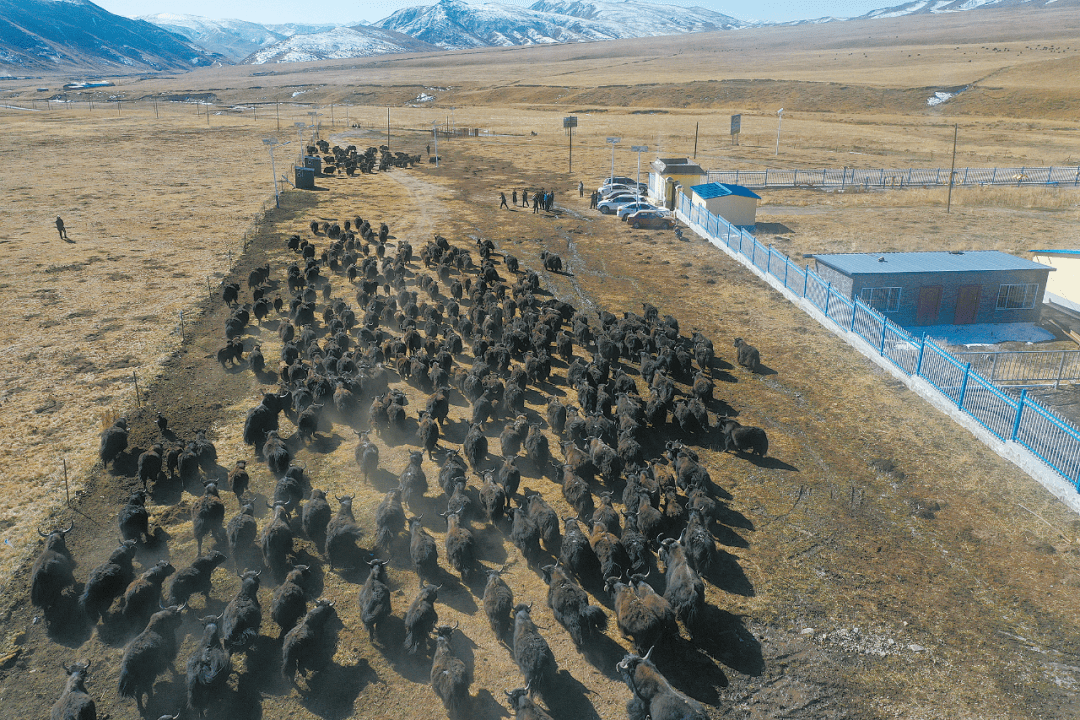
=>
[616,202,659,220]
[599,181,647,195]
[597,196,644,214]
[625,210,676,229]
[600,175,638,187]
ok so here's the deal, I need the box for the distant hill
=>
[242,25,441,64]
[139,14,342,62]
[529,0,747,33]
[0,0,215,72]
[857,0,1080,19]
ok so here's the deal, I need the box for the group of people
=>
[499,188,557,213]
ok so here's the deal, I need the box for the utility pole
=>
[386,107,390,152]
[775,108,784,156]
[606,137,621,183]
[947,123,958,214]
[693,122,699,159]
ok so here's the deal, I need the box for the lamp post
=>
[294,122,306,163]
[606,137,621,184]
[775,108,784,157]
[262,138,287,208]
[631,145,647,202]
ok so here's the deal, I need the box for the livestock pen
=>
[676,194,1080,496]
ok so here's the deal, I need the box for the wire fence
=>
[677,194,1080,492]
[705,165,1080,189]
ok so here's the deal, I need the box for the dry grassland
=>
[1,9,1080,719]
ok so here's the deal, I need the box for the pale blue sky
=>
[95,0,895,26]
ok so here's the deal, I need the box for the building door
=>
[916,285,943,325]
[954,284,981,324]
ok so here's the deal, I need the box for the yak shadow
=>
[301,657,377,720]
[110,452,139,479]
[470,688,512,719]
[743,454,798,472]
[307,433,344,455]
[705,551,755,597]
[653,637,728,706]
[712,523,750,549]
[474,525,509,568]
[150,475,185,506]
[581,629,629,678]
[693,604,764,677]
[43,592,93,647]
[435,572,479,615]
[143,672,189,720]
[368,468,398,493]
[542,669,600,720]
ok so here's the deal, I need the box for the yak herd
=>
[32,206,771,720]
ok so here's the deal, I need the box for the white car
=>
[597,195,642,214]
[617,202,658,219]
[598,181,647,196]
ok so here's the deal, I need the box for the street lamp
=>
[294,121,306,163]
[606,137,621,184]
[631,145,647,202]
[262,138,288,207]
[775,108,784,157]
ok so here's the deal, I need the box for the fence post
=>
[991,168,997,184]
[764,168,768,185]
[750,238,755,265]
[957,362,971,408]
[824,283,832,318]
[803,265,809,297]
[784,258,789,288]
[1011,389,1028,441]
[850,301,858,332]
[880,318,888,355]
[935,168,941,184]
[1056,350,1067,389]
[842,167,846,190]
[767,245,772,275]
[916,338,926,376]
[963,168,969,184]
[880,169,885,186]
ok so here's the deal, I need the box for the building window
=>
[859,286,902,313]
[996,283,1039,310]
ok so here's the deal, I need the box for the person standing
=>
[522,190,529,208]
[578,180,584,197]
[532,192,540,214]
[55,216,68,240]
[500,192,509,209]
[512,189,518,206]
[548,191,555,211]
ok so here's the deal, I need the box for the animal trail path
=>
[386,170,443,243]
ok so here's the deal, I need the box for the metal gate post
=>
[916,339,926,377]
[803,265,809,297]
[824,283,832,318]
[957,363,971,408]
[880,319,889,355]
[1056,351,1067,389]
[1011,389,1028,441]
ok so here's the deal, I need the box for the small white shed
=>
[689,182,760,229]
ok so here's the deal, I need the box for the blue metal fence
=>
[676,194,1080,491]
[705,165,1080,190]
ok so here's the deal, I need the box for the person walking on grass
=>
[500,192,509,209]
[55,216,68,240]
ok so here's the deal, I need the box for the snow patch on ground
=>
[927,91,956,106]
[919,322,1055,347]
[415,93,435,102]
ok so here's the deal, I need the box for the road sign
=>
[606,137,621,144]
[730,114,741,135]
[630,145,647,152]
[563,116,577,128]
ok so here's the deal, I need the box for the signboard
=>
[630,145,648,152]
[563,116,577,129]
[730,114,741,146]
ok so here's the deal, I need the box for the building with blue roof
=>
[689,182,760,229]
[811,250,1053,327]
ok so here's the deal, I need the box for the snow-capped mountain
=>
[0,0,214,71]
[139,14,341,61]
[857,0,1078,19]
[243,25,440,64]
[529,0,747,33]
[375,0,628,49]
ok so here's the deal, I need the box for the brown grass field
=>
[1,7,1080,719]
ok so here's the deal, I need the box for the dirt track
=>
[4,130,1080,720]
